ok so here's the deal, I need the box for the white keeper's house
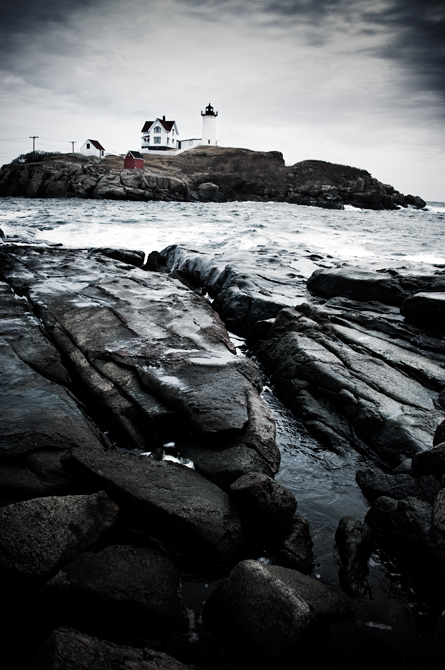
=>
[141,104,218,154]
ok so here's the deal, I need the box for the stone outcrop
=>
[0,149,426,211]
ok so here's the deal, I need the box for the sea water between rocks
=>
[1,196,445,657]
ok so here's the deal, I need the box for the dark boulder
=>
[180,441,274,489]
[203,559,352,666]
[0,492,118,579]
[400,292,445,329]
[349,191,399,210]
[91,247,145,268]
[307,267,409,305]
[307,266,445,306]
[143,250,169,272]
[273,515,315,574]
[42,545,187,639]
[36,627,200,670]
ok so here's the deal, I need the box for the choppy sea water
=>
[1,197,444,659]
[1,197,444,267]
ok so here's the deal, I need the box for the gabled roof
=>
[126,151,144,159]
[141,118,176,133]
[88,139,105,151]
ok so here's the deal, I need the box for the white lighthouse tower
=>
[201,103,218,145]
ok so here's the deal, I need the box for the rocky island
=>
[0,226,444,669]
[0,146,426,210]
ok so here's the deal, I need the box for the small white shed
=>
[79,139,105,157]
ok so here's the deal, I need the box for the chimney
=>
[163,115,165,121]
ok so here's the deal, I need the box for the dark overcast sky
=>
[1,0,444,199]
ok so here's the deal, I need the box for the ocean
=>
[1,196,444,656]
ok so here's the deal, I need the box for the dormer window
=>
[154,126,161,133]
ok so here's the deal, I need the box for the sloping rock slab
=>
[43,545,187,638]
[36,627,200,670]
[203,559,351,664]
[0,245,278,472]
[0,492,118,578]
[62,448,245,564]
[253,305,444,463]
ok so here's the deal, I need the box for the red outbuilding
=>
[124,150,144,169]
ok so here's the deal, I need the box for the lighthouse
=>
[201,103,218,145]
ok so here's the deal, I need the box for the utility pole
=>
[69,141,77,153]
[29,136,39,152]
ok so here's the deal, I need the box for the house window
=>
[86,143,90,149]
[154,137,161,144]
[154,126,161,133]
[208,140,211,144]
[172,129,174,135]
[172,139,175,144]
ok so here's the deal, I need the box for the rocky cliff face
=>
[0,147,426,210]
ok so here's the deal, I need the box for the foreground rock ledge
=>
[0,244,279,478]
